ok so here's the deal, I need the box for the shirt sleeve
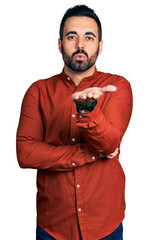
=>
[76,77,133,156]
[16,82,99,171]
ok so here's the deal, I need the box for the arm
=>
[16,82,99,171]
[72,77,133,156]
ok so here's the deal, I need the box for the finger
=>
[81,94,87,100]
[92,93,98,99]
[72,93,80,100]
[74,95,80,100]
[107,148,119,159]
[107,154,115,159]
[87,92,93,98]
[101,85,117,94]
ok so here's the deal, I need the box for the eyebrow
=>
[85,32,96,38]
[65,31,77,36]
[65,31,96,38]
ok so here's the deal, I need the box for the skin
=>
[58,16,103,85]
[58,16,118,158]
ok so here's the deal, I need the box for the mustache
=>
[72,50,88,58]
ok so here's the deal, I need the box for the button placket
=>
[70,102,77,145]
[74,168,86,239]
[69,94,86,237]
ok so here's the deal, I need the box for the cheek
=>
[87,45,98,57]
[62,42,75,55]
[90,42,100,54]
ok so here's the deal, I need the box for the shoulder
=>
[97,70,131,88]
[34,73,61,88]
[26,73,61,92]
[23,73,61,101]
[96,72,132,91]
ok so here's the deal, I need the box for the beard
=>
[61,44,99,72]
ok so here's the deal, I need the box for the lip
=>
[74,54,86,60]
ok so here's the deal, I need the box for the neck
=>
[64,64,96,86]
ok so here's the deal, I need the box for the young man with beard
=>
[16,5,133,240]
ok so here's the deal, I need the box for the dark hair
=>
[59,5,102,41]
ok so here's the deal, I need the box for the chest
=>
[39,78,112,144]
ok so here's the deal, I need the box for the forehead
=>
[63,16,98,34]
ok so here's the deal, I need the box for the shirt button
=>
[78,208,82,212]
[72,163,76,166]
[72,138,75,142]
[72,114,75,118]
[92,156,96,160]
[77,184,80,188]
[67,77,70,80]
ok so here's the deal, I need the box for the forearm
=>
[77,106,121,156]
[16,82,100,171]
[16,136,99,171]
[75,80,133,155]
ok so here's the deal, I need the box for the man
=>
[16,5,133,240]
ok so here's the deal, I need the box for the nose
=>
[75,37,85,50]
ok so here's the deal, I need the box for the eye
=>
[68,35,76,40]
[86,36,94,41]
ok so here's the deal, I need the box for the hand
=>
[72,85,117,105]
[99,148,119,159]
[107,147,119,159]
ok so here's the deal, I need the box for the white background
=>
[0,0,149,239]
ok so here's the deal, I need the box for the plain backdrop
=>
[0,0,149,239]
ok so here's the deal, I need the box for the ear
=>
[98,40,103,55]
[58,38,62,53]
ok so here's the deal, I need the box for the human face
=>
[58,16,103,72]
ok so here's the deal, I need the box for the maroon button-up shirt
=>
[16,68,133,240]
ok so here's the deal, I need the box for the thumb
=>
[101,85,117,93]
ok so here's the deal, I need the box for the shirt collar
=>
[60,67,99,83]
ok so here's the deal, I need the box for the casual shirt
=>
[16,68,133,240]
